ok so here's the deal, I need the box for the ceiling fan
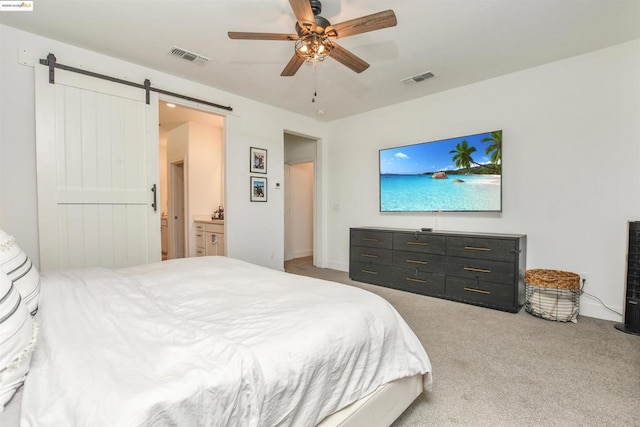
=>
[228,0,397,76]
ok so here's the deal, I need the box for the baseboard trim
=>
[327,261,348,272]
[578,299,623,322]
[291,250,312,259]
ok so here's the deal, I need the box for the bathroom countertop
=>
[193,215,224,224]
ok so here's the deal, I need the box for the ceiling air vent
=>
[401,71,435,85]
[169,47,210,66]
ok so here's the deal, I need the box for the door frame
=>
[168,159,187,259]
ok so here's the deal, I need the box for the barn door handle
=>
[151,184,157,212]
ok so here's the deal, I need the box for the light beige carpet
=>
[285,257,640,427]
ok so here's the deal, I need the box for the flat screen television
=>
[379,130,502,212]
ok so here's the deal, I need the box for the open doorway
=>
[159,100,225,260]
[284,162,314,261]
[284,133,318,266]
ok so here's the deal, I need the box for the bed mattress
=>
[18,256,431,426]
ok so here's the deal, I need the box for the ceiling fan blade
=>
[325,10,397,39]
[288,0,316,32]
[330,42,369,73]
[281,54,305,76]
[228,32,298,41]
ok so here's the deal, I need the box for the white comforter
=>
[21,257,431,426]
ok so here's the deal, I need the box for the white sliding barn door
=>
[35,65,161,271]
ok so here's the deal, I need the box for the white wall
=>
[326,39,640,321]
[166,123,189,163]
[284,134,317,163]
[0,24,326,271]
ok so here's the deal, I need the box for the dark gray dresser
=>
[349,227,527,312]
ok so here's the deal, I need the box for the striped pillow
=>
[528,288,579,323]
[0,230,40,316]
[0,271,38,411]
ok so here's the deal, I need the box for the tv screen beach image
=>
[379,130,502,212]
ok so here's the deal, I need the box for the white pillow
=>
[0,271,38,411]
[0,230,40,316]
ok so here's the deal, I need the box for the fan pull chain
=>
[312,60,317,103]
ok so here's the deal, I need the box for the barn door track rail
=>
[39,53,233,112]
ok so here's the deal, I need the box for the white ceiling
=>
[158,101,224,135]
[2,0,639,122]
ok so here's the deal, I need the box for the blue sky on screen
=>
[380,131,497,175]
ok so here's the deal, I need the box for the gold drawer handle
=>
[464,287,491,295]
[406,259,427,265]
[362,254,379,258]
[406,277,427,284]
[406,241,428,246]
[464,267,491,273]
[362,270,379,275]
[362,237,379,242]
[464,246,492,252]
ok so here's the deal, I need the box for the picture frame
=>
[250,147,267,174]
[250,176,267,202]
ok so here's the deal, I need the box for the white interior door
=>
[35,64,160,271]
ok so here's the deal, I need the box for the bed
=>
[2,256,432,426]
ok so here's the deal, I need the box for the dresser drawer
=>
[446,257,515,285]
[204,223,224,233]
[350,246,392,266]
[349,262,393,286]
[195,230,205,249]
[393,250,445,273]
[393,232,445,254]
[392,268,445,296]
[446,236,517,262]
[446,276,515,311]
[350,229,393,249]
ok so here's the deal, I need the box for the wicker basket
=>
[524,269,581,323]
[525,269,580,290]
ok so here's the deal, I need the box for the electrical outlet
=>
[580,272,589,286]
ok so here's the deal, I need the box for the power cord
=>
[579,278,623,317]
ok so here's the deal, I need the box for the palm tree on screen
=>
[449,140,477,170]
[481,131,502,173]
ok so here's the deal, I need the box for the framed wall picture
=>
[250,147,267,174]
[250,176,267,202]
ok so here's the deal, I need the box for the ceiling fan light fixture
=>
[228,1,397,76]
[295,33,333,62]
